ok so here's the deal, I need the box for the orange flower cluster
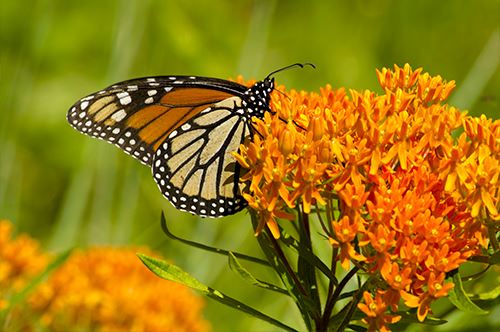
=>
[0,220,210,332]
[234,64,497,330]
[0,220,48,309]
[29,247,210,332]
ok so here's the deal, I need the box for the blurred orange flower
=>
[29,247,210,332]
[0,220,210,332]
[0,220,48,310]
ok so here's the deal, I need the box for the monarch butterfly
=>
[67,63,313,217]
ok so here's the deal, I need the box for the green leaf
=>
[346,324,367,332]
[250,212,314,331]
[159,212,270,266]
[138,253,209,292]
[280,230,338,284]
[327,277,370,332]
[489,250,500,265]
[337,290,357,301]
[467,255,490,264]
[396,311,448,325]
[327,302,353,331]
[448,271,489,315]
[0,248,72,315]
[228,252,289,295]
[296,210,321,315]
[468,284,500,301]
[138,253,298,332]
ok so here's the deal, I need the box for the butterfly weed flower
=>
[0,220,49,331]
[0,221,49,298]
[29,247,210,332]
[234,64,498,331]
[0,220,209,331]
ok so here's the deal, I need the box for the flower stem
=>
[320,267,359,329]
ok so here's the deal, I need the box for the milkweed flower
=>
[234,64,496,330]
[0,220,209,332]
[29,247,211,332]
[0,219,48,326]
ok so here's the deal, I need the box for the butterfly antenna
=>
[265,62,316,79]
[274,88,291,101]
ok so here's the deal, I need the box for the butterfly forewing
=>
[67,76,248,166]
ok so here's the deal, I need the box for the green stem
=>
[267,229,308,297]
[315,202,331,236]
[334,275,370,332]
[321,267,359,329]
[297,205,322,327]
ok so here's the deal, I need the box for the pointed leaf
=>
[138,253,209,292]
[448,272,489,315]
[138,253,297,332]
[228,252,288,295]
[396,311,447,325]
[489,250,500,265]
[250,212,314,331]
[328,277,369,332]
[160,212,269,266]
[296,211,321,314]
[280,230,337,284]
[346,324,367,332]
[470,284,500,301]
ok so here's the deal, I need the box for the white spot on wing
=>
[111,109,127,122]
[120,96,132,105]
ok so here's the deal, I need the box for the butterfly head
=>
[244,77,275,118]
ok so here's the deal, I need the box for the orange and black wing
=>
[152,95,253,216]
[67,75,276,217]
[67,76,248,166]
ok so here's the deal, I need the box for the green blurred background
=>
[0,0,498,331]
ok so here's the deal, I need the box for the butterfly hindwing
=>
[152,96,251,217]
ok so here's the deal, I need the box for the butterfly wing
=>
[67,75,265,217]
[152,96,251,216]
[67,76,248,166]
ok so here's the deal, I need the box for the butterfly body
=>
[67,75,275,217]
